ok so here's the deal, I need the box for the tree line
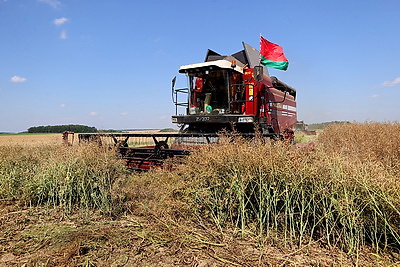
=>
[27,125,98,133]
[307,121,350,131]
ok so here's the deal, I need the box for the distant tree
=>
[159,128,178,132]
[27,124,98,133]
[97,129,125,133]
[307,121,350,131]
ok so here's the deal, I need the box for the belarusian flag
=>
[260,36,289,71]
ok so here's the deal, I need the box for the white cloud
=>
[10,75,27,83]
[38,0,61,8]
[121,112,128,116]
[382,77,400,87]
[60,103,66,108]
[369,94,380,98]
[54,17,68,26]
[90,112,98,116]
[60,30,67,39]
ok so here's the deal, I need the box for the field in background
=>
[0,123,399,266]
[0,133,61,146]
[0,129,318,148]
[0,130,168,147]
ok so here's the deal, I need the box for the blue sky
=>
[1,0,400,132]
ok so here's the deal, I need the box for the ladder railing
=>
[171,76,189,115]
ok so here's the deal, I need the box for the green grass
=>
[0,144,128,215]
[294,132,318,143]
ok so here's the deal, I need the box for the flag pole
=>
[259,33,262,66]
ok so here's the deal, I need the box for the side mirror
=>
[171,76,177,103]
[253,66,263,82]
[172,76,176,90]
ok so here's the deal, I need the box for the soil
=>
[0,202,398,266]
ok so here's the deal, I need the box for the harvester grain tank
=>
[77,41,297,170]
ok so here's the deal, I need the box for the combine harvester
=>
[78,41,297,170]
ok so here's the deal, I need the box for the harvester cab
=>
[172,42,297,139]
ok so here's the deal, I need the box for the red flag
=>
[260,36,289,70]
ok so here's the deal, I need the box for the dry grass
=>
[318,122,400,177]
[0,134,62,146]
[2,203,381,266]
[126,124,400,258]
[0,124,399,265]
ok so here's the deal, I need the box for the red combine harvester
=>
[172,42,297,138]
[78,42,297,170]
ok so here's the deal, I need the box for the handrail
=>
[172,87,189,115]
